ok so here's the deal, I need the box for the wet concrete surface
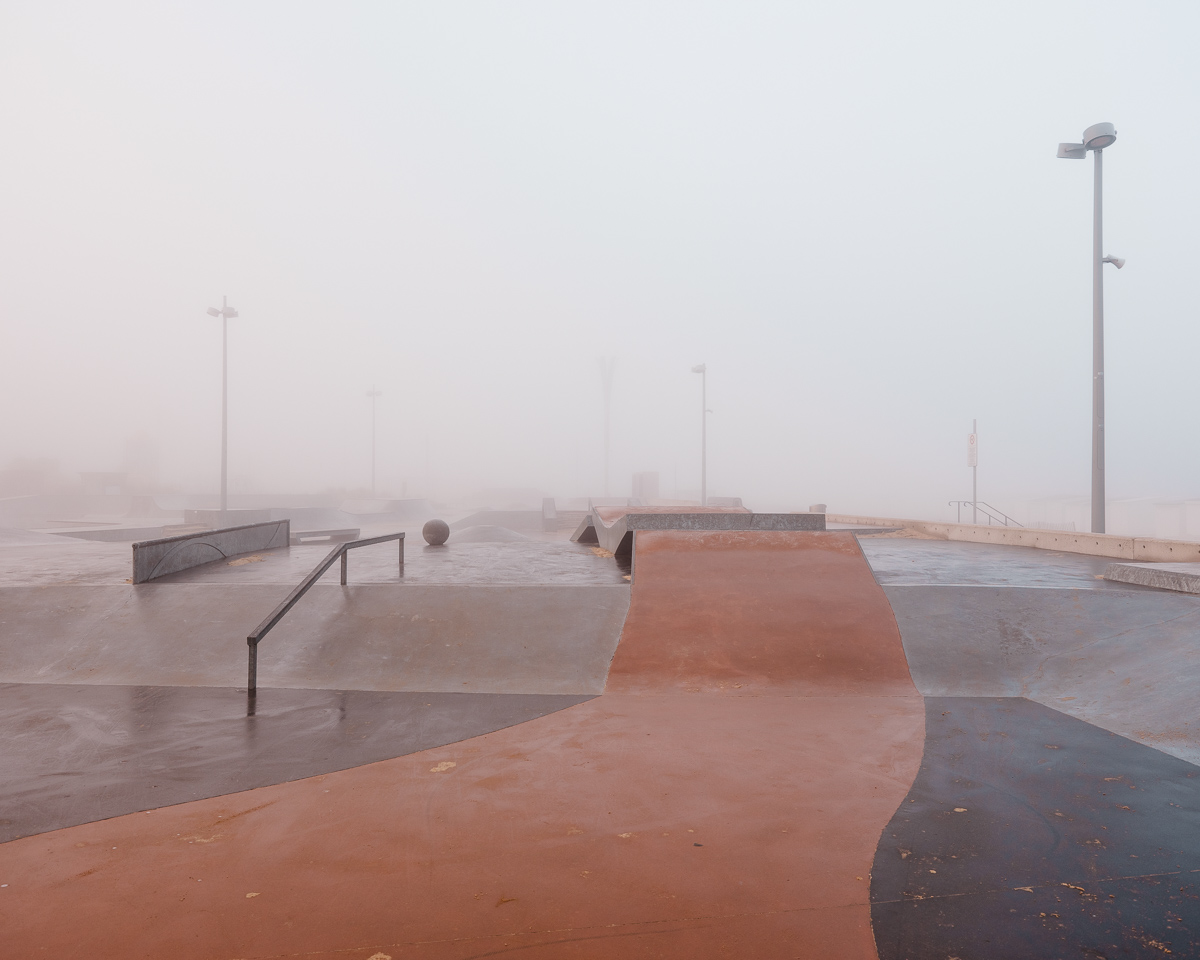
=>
[0,536,628,587]
[0,527,924,959]
[872,697,1200,959]
[873,540,1200,766]
[860,538,1121,588]
[0,693,924,960]
[0,583,630,692]
[0,683,592,843]
[5,529,1200,956]
[609,530,916,696]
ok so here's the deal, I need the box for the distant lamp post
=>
[1057,122,1123,534]
[691,363,707,506]
[206,296,239,519]
[599,358,616,497]
[366,386,382,496]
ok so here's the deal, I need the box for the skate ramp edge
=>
[606,529,918,696]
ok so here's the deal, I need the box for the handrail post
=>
[340,549,348,586]
[247,637,258,694]
[399,536,404,576]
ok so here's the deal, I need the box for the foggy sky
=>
[2,1,1198,517]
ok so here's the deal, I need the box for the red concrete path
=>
[0,531,924,959]
[611,531,917,696]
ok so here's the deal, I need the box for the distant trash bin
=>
[808,504,827,514]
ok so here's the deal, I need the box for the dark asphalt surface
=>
[872,697,1200,959]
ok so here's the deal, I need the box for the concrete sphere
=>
[422,519,450,546]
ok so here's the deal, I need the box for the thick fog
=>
[2,1,1198,522]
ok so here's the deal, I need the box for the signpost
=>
[967,420,978,524]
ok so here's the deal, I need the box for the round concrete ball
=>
[422,519,450,546]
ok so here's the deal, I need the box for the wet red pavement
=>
[610,530,917,696]
[0,530,925,959]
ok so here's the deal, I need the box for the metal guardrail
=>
[245,532,404,697]
[948,501,1023,527]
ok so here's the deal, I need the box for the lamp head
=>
[691,363,706,374]
[226,308,239,318]
[1103,255,1125,269]
[207,307,221,317]
[1082,122,1117,150]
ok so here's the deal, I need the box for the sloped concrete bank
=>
[0,583,630,694]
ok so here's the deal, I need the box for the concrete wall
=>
[132,520,290,584]
[829,514,1200,562]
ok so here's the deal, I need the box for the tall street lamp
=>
[1057,122,1124,534]
[206,296,239,519]
[366,385,382,496]
[691,363,707,506]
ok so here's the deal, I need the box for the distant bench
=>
[290,528,361,546]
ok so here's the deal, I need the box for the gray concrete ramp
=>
[862,538,1200,766]
[0,583,629,694]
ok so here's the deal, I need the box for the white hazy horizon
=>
[3,1,1199,522]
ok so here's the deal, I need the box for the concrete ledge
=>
[571,511,826,557]
[1104,562,1200,595]
[828,513,1200,562]
[132,520,290,583]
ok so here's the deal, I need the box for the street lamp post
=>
[206,296,239,519]
[1057,122,1124,534]
[691,364,707,506]
[599,358,616,498]
[366,386,382,496]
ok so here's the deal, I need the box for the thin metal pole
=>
[600,358,615,498]
[340,550,348,586]
[220,295,228,520]
[1092,149,1106,534]
[972,418,977,525]
[700,369,707,507]
[247,639,258,694]
[368,386,379,497]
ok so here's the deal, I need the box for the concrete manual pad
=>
[0,684,592,842]
[1105,560,1200,595]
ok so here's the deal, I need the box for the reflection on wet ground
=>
[0,683,592,842]
[0,538,629,586]
[860,537,1126,589]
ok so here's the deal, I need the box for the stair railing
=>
[948,501,1023,527]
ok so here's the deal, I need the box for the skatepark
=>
[1,508,1197,959]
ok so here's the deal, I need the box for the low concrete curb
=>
[1104,562,1200,595]
[828,514,1200,562]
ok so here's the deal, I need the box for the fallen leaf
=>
[429,761,456,773]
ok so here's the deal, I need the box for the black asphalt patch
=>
[0,683,592,842]
[871,697,1200,959]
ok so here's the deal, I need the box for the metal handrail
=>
[245,532,404,695]
[948,501,1023,527]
